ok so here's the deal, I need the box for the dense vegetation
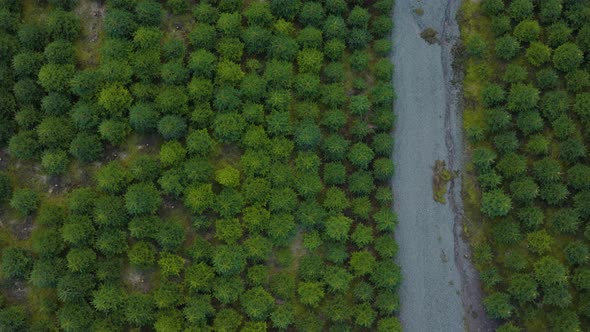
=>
[0,0,398,330]
[462,0,590,330]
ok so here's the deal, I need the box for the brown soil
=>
[0,149,8,171]
[74,0,106,67]
[125,267,153,293]
[2,280,28,303]
[9,216,34,240]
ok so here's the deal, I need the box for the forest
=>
[0,0,399,331]
[462,0,590,330]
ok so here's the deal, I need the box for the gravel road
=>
[391,0,496,331]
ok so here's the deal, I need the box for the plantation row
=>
[0,0,399,331]
[462,0,590,330]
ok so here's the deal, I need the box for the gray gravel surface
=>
[391,0,496,331]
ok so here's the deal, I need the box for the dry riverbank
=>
[392,0,495,330]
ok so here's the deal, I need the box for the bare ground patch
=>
[74,0,106,68]
[1,280,28,303]
[125,266,154,293]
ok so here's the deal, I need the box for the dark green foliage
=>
[187,52,215,81]
[566,241,589,266]
[58,302,93,331]
[503,64,527,83]
[8,130,39,160]
[510,177,538,204]
[507,83,539,112]
[493,132,518,155]
[187,23,215,51]
[124,182,161,215]
[0,1,399,329]
[299,2,325,27]
[17,23,47,51]
[10,189,39,215]
[482,0,503,16]
[484,292,513,319]
[128,103,158,133]
[566,70,590,93]
[97,119,128,145]
[213,277,244,304]
[157,115,187,140]
[125,293,155,326]
[243,27,272,55]
[481,190,511,218]
[514,20,540,42]
[297,26,323,49]
[105,9,137,39]
[495,36,520,60]
[348,143,375,169]
[44,40,75,64]
[1,247,32,279]
[244,2,272,26]
[568,164,590,190]
[66,247,96,272]
[38,64,75,93]
[135,0,163,26]
[553,43,583,72]
[536,68,559,90]
[269,35,299,61]
[47,10,80,41]
[167,0,188,14]
[41,150,69,175]
[241,287,274,320]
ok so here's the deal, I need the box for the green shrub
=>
[98,119,128,145]
[41,150,68,175]
[135,0,163,26]
[44,40,75,64]
[553,43,583,72]
[482,0,503,16]
[17,23,47,51]
[514,20,540,42]
[69,133,103,162]
[299,2,325,27]
[508,0,533,21]
[47,9,80,41]
[484,292,513,319]
[10,189,39,215]
[1,247,32,279]
[244,2,272,26]
[157,115,187,140]
[526,42,551,66]
[105,8,137,39]
[495,36,520,60]
[465,35,487,60]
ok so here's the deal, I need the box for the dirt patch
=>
[46,174,80,196]
[289,230,305,257]
[137,134,161,154]
[2,280,28,303]
[74,0,106,68]
[125,267,153,293]
[164,11,195,41]
[9,216,34,240]
[0,149,8,171]
[104,144,131,163]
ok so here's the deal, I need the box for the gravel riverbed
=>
[391,0,495,331]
